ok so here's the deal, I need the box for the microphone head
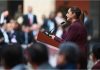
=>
[61,22,65,25]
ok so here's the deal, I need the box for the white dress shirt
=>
[28,13,33,24]
[1,28,9,43]
[0,13,6,24]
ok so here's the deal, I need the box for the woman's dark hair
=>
[70,6,81,19]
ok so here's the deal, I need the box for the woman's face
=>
[66,8,75,21]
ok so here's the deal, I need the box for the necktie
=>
[25,33,28,44]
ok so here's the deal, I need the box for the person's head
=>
[26,42,49,67]
[3,10,9,17]
[1,43,24,69]
[18,4,22,12]
[66,6,81,22]
[22,25,30,32]
[57,42,79,65]
[56,11,63,18]
[28,6,33,13]
[0,23,7,30]
[92,44,100,62]
[6,23,13,32]
[49,12,55,19]
[30,24,40,31]
[10,19,17,30]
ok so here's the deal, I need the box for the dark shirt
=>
[55,20,87,52]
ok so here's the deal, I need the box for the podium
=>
[37,31,60,47]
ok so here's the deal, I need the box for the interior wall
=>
[24,0,55,24]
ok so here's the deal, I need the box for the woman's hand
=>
[50,35,55,39]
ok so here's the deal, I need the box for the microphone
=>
[60,21,66,26]
[48,21,66,35]
[43,21,66,37]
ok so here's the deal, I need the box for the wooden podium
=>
[37,31,60,47]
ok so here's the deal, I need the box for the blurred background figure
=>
[56,42,79,69]
[55,11,65,38]
[83,10,93,41]
[41,12,57,35]
[0,23,9,44]
[41,14,48,32]
[22,6,37,26]
[26,42,54,69]
[1,44,27,70]
[6,19,21,44]
[14,4,23,20]
[30,24,40,40]
[0,10,10,24]
[91,44,100,69]
[20,25,36,49]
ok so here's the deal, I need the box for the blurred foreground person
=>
[26,42,54,70]
[92,44,100,70]
[1,44,27,70]
[56,42,79,69]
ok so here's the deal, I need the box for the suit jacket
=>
[92,60,100,70]
[23,14,37,25]
[0,30,5,44]
[7,30,21,44]
[0,30,8,46]
[20,31,36,44]
[55,20,87,52]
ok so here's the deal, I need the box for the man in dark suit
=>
[92,44,100,70]
[20,25,36,45]
[23,6,37,25]
[51,7,87,69]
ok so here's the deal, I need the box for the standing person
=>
[0,10,10,24]
[14,4,23,20]
[51,6,88,69]
[23,6,37,25]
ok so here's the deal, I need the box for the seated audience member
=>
[0,23,9,44]
[1,43,27,70]
[56,42,80,69]
[92,44,100,69]
[6,22,21,44]
[20,25,36,46]
[26,42,54,69]
[30,24,40,39]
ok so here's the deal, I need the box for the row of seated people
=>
[0,41,99,70]
[0,22,36,48]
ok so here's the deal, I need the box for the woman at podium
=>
[51,6,87,69]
